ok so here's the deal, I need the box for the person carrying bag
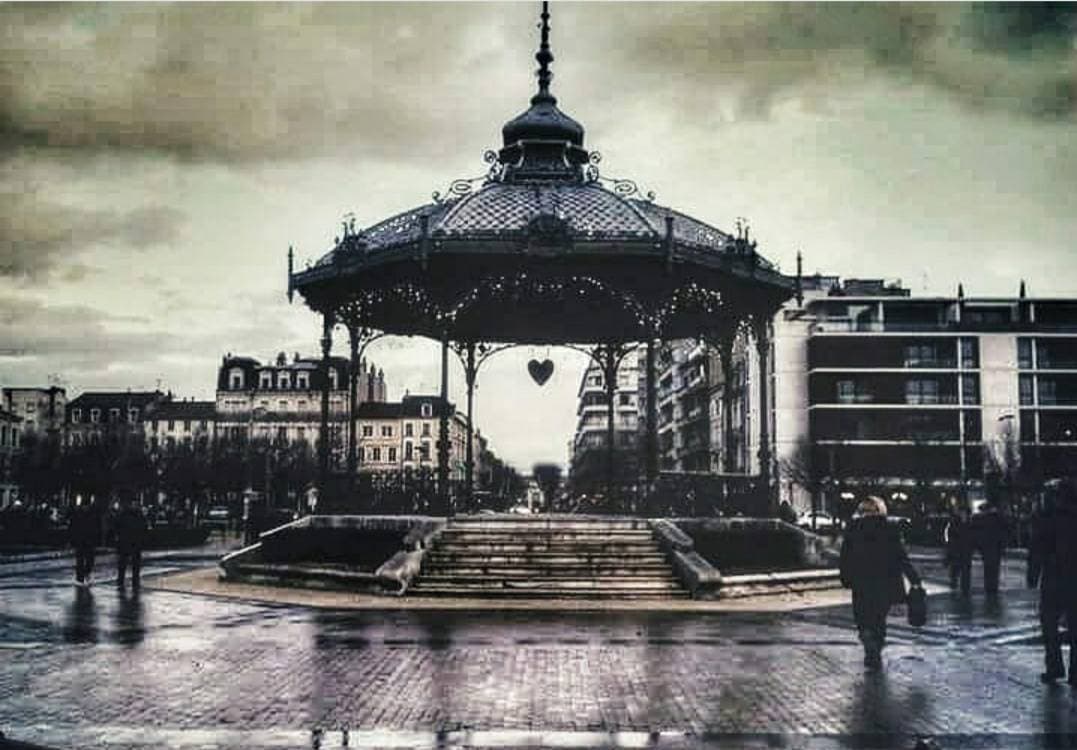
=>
[840,496,923,670]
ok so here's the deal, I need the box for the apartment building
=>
[569,353,640,491]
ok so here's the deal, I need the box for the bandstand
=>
[287,3,795,517]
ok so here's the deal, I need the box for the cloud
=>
[578,3,1077,122]
[0,3,514,162]
[0,190,181,280]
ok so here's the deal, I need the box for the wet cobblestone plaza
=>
[1,549,1075,749]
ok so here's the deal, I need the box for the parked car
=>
[204,505,231,528]
[797,511,837,532]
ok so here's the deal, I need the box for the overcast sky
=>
[2,2,1076,470]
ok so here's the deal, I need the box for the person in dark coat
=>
[944,505,973,595]
[840,496,922,670]
[1027,480,1077,684]
[68,495,101,586]
[971,501,1009,595]
[113,497,147,589]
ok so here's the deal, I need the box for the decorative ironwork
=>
[583,152,656,202]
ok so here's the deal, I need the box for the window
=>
[0,425,6,447]
[278,372,291,390]
[1019,375,1035,406]
[388,447,397,463]
[277,426,287,443]
[904,343,938,368]
[420,403,433,418]
[422,423,431,437]
[905,379,940,405]
[200,420,207,430]
[90,408,100,424]
[373,447,381,462]
[404,442,413,461]
[297,372,310,390]
[963,411,982,440]
[168,420,175,431]
[128,408,139,423]
[419,442,430,461]
[960,338,979,369]
[72,408,81,423]
[259,372,273,389]
[1018,338,1033,369]
[619,393,631,406]
[182,420,190,432]
[297,427,306,442]
[73,433,83,447]
[405,423,414,437]
[1020,411,1036,443]
[229,369,245,390]
[837,380,856,404]
[1039,379,1058,406]
[381,425,392,438]
[961,375,979,405]
[328,368,339,390]
[109,408,120,422]
[362,425,373,437]
[279,400,288,411]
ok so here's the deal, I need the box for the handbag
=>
[906,583,927,627]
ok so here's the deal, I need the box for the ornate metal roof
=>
[291,2,791,343]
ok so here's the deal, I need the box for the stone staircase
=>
[410,515,687,599]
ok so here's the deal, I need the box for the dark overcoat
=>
[839,516,920,607]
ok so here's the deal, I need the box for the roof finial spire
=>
[533,1,555,105]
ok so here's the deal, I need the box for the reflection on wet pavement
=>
[0,551,1074,749]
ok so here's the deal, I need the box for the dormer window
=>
[278,372,291,390]
[297,372,310,390]
[109,408,120,423]
[421,403,433,418]
[328,368,339,390]
[72,408,82,423]
[229,368,245,390]
[259,371,273,389]
[128,408,139,423]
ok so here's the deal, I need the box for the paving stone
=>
[0,548,1072,749]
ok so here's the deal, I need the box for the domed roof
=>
[289,2,792,344]
[313,178,755,267]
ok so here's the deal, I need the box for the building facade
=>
[65,391,171,447]
[3,387,66,438]
[214,352,387,468]
[356,395,475,482]
[569,353,641,491]
[146,400,216,452]
[0,409,21,508]
[768,277,1077,512]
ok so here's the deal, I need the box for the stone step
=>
[432,541,661,553]
[447,518,650,531]
[409,585,688,600]
[422,551,667,560]
[414,575,682,588]
[440,529,656,540]
[420,565,676,577]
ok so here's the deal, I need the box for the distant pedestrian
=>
[1027,480,1077,684]
[113,497,147,589]
[69,495,101,587]
[839,496,922,670]
[944,504,973,595]
[971,501,1009,595]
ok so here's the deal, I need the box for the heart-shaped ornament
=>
[527,358,554,386]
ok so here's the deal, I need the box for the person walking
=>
[839,496,922,670]
[69,495,101,587]
[1027,480,1077,684]
[944,504,973,595]
[971,501,1009,596]
[113,497,147,589]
